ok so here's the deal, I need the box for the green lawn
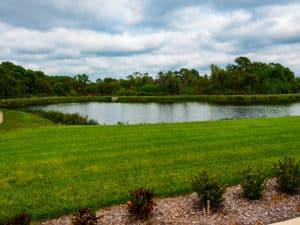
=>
[0,110,299,222]
[0,109,54,132]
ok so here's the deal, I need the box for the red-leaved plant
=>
[3,211,31,225]
[127,188,154,219]
[72,208,99,225]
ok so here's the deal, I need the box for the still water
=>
[29,102,300,124]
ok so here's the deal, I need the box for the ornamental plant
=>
[127,188,154,219]
[240,167,266,200]
[191,170,225,209]
[72,208,98,225]
[3,211,31,225]
[273,156,300,194]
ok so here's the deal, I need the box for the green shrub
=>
[191,171,225,209]
[72,208,98,225]
[29,110,98,125]
[127,188,154,219]
[273,156,300,194]
[240,167,266,200]
[3,211,31,225]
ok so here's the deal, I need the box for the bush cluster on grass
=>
[2,157,300,222]
[72,208,98,225]
[240,167,266,200]
[2,211,31,225]
[30,110,98,125]
[273,156,300,194]
[191,171,225,209]
[190,156,299,208]
[127,188,155,219]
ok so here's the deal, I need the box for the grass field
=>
[1,93,300,108]
[0,110,300,222]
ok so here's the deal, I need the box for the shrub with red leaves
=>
[3,211,31,225]
[72,208,98,225]
[127,188,154,219]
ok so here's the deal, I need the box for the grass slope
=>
[0,109,54,132]
[0,110,299,221]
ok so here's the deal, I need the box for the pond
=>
[28,102,300,124]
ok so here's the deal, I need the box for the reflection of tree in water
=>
[159,103,203,122]
[182,103,190,121]
[209,105,291,120]
[159,104,175,122]
[28,102,300,124]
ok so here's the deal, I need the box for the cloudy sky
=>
[0,0,300,80]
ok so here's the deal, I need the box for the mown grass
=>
[1,93,300,108]
[0,110,300,222]
[0,109,54,132]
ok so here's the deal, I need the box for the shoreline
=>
[1,94,300,108]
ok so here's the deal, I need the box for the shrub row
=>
[29,110,98,125]
[2,157,299,224]
[192,156,300,210]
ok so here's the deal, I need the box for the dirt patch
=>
[38,178,300,225]
[0,111,3,124]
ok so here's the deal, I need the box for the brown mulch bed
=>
[38,178,300,225]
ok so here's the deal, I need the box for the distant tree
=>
[74,74,90,94]
[234,56,251,70]
[296,78,300,92]
[0,58,298,99]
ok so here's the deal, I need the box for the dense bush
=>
[72,208,98,225]
[191,171,225,209]
[273,156,300,194]
[127,188,154,219]
[240,167,266,200]
[3,211,31,225]
[30,110,98,125]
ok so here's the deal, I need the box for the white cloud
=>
[227,3,300,42]
[42,0,144,28]
[1,1,300,79]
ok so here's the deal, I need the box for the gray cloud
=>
[0,0,300,80]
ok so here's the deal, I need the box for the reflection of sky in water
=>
[29,102,300,124]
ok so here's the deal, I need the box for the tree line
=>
[1,57,300,99]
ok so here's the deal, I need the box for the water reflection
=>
[29,102,300,124]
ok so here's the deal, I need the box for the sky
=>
[0,0,300,80]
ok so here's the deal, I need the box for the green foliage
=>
[30,110,98,125]
[3,211,31,225]
[273,156,300,194]
[127,188,154,219]
[240,167,266,200]
[72,208,97,225]
[191,171,225,209]
[1,57,299,99]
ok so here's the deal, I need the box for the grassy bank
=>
[1,93,300,108]
[119,94,300,104]
[0,110,299,221]
[0,96,112,108]
[0,109,54,132]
